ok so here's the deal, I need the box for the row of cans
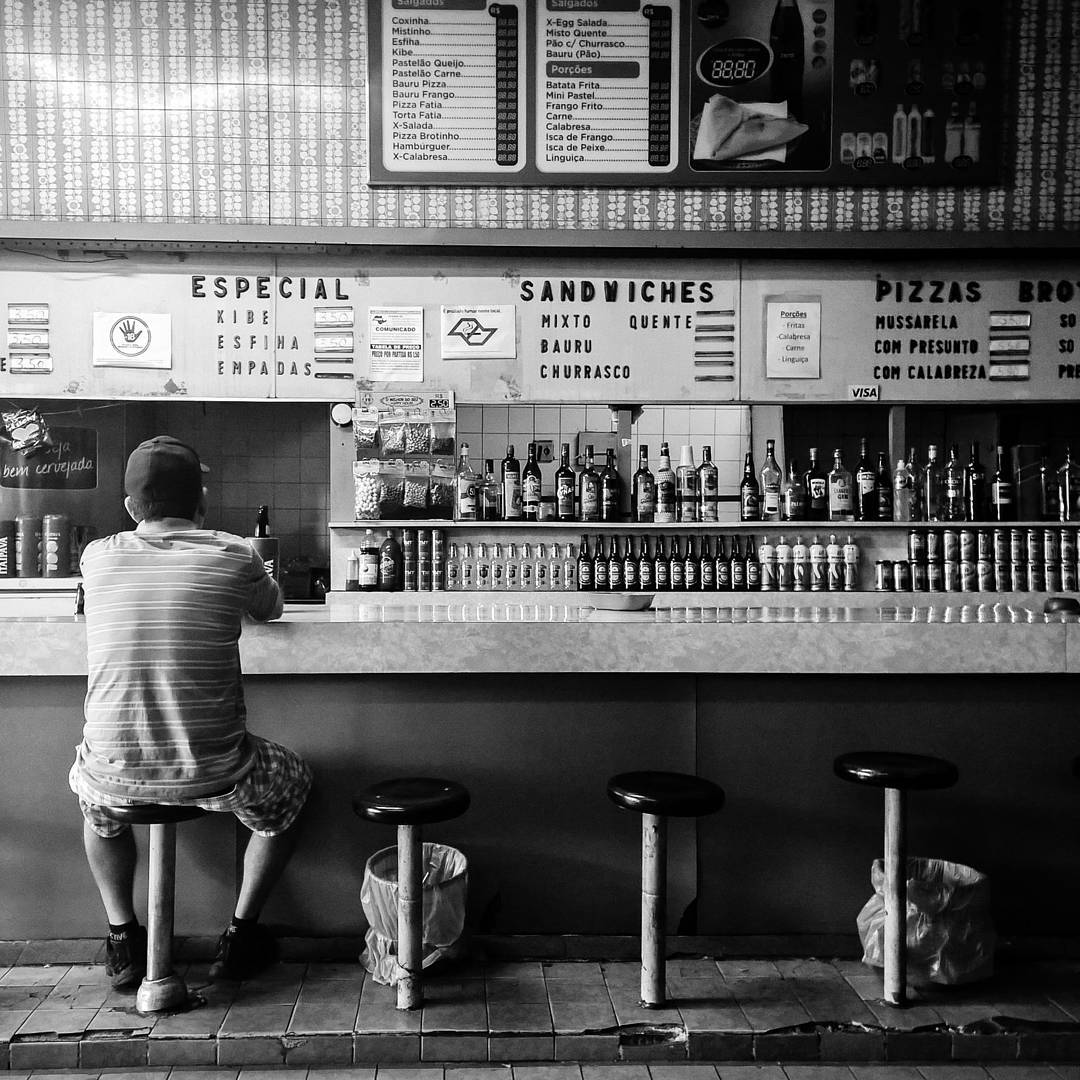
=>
[877,558,1078,593]
[401,527,446,592]
[906,527,1079,568]
[0,515,72,578]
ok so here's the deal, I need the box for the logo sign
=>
[93,312,172,369]
[848,384,880,400]
[441,305,516,360]
[109,316,151,357]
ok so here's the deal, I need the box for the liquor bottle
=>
[481,459,500,521]
[655,442,677,523]
[782,458,807,521]
[775,535,793,590]
[744,538,761,591]
[600,448,620,522]
[445,542,460,592]
[505,542,520,591]
[250,504,280,582]
[892,458,914,521]
[826,534,843,591]
[555,443,577,522]
[770,0,805,117]
[828,448,854,522]
[805,447,828,520]
[760,439,783,521]
[633,445,656,523]
[700,535,716,590]
[492,542,506,591]
[608,536,624,590]
[907,447,923,521]
[922,444,942,521]
[579,445,601,523]
[1040,453,1060,522]
[759,535,777,591]
[843,535,860,591]
[548,543,562,591]
[684,535,699,591]
[715,535,731,590]
[729,535,746,590]
[638,535,655,591]
[522,442,543,522]
[875,451,894,521]
[1059,448,1080,522]
[359,529,380,592]
[654,535,670,591]
[698,446,719,523]
[563,544,577,591]
[792,535,809,591]
[669,535,684,591]
[455,444,479,521]
[854,438,878,521]
[379,530,402,591]
[519,542,534,590]
[740,451,761,522]
[990,445,1015,522]
[809,534,827,591]
[534,542,549,590]
[459,542,475,591]
[501,444,521,521]
[623,536,639,591]
[577,535,593,591]
[965,442,987,521]
[942,443,965,521]
[677,446,699,523]
[593,535,609,591]
[475,542,492,591]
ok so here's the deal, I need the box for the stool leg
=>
[640,812,667,1007]
[396,822,423,1010]
[883,786,908,1007]
[136,822,189,1014]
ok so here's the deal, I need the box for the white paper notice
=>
[765,300,821,379]
[92,312,172,369]
[440,305,516,360]
[369,307,424,382]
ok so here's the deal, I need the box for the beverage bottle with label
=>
[730,535,746,590]
[826,534,843,591]
[534,542,549,590]
[769,0,805,116]
[828,448,854,522]
[608,536,624,591]
[445,543,460,592]
[676,446,699,523]
[698,446,719,522]
[655,442,677,523]
[843,535,860,591]
[600,448,621,522]
[505,542,520,591]
[522,442,542,522]
[563,543,578,591]
[942,443,965,521]
[669,536,685,591]
[579,445,601,523]
[990,444,1015,521]
[715,535,731,590]
[922,444,942,521]
[760,439,783,521]
[792,534,810,591]
[907,447,924,521]
[623,536,639,591]
[1040,453,1060,522]
[346,549,360,592]
[1058,447,1080,522]
[555,443,577,522]
[809,534,827,591]
[638,535,655,591]
[519,542,534,591]
[379,530,402,591]
[757,534,776,591]
[654,535,670,591]
[501,444,521,521]
[491,542,506,591]
[359,529,380,592]
[549,543,562,591]
[965,442,987,521]
[700,535,716,590]
[456,444,479,522]
[892,458,914,521]
[740,451,761,522]
[684,536,699,591]
[459,542,475,591]
[775,535,792,590]
[782,458,807,521]
[577,535,593,591]
[481,459,500,521]
[876,451,894,521]
[475,542,492,591]
[805,447,828,520]
[744,538,761,591]
[593,535,609,591]
[854,438,878,521]
[250,504,280,583]
[633,445,656,523]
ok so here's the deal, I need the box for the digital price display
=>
[697,38,773,88]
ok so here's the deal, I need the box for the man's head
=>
[124,435,209,523]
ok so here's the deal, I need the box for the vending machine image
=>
[688,0,834,172]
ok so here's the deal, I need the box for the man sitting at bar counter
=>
[68,435,313,988]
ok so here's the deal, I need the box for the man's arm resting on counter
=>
[247,549,284,622]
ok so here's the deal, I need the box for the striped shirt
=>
[77,521,281,800]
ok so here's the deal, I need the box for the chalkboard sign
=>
[0,427,98,490]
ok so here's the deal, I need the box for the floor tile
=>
[0,965,69,986]
[487,978,552,1004]
[290,998,361,1033]
[490,1033,554,1061]
[514,1066,584,1080]
[717,961,780,980]
[488,1002,554,1034]
[549,1000,617,1034]
[14,1005,99,1036]
[219,1002,294,1035]
[357,1001,425,1033]
[544,964,605,983]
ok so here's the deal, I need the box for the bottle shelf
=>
[331,519,1077,531]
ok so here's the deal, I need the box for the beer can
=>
[992,528,1008,564]
[1027,560,1045,592]
[403,555,418,591]
[1063,563,1078,591]
[1045,563,1062,592]
[1026,528,1042,565]
[994,560,1010,592]
[977,530,992,560]
[1010,528,1025,564]
[417,529,432,560]
[960,560,977,592]
[419,564,433,591]
[432,553,446,591]
[42,513,70,578]
[943,529,960,562]
[893,560,911,591]
[15,514,41,577]
[1061,527,1077,565]
[977,558,994,591]
[875,560,894,591]
[402,529,418,554]
[926,530,942,561]
[1010,561,1027,591]
[944,559,960,591]
[1043,528,1061,565]
[912,561,928,592]
[0,520,14,577]
[928,561,944,591]
[432,528,446,554]
[959,529,976,562]
[908,529,926,564]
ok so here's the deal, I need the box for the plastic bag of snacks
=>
[430,416,455,456]
[429,460,456,517]
[403,460,431,513]
[353,409,379,453]
[353,459,382,520]
[378,459,406,519]
[378,416,408,454]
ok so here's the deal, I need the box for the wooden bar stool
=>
[607,770,724,1008]
[352,777,470,1010]
[101,803,208,1014]
[834,751,959,1007]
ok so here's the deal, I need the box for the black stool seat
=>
[834,751,958,791]
[607,771,725,817]
[353,777,470,826]
[102,803,209,826]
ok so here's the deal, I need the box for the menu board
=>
[368,0,1002,187]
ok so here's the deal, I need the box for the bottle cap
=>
[679,445,695,468]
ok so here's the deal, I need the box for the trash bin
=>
[359,842,468,985]
[856,856,996,986]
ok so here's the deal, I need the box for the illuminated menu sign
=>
[367,0,1002,187]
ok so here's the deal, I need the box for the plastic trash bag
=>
[359,842,468,985]
[856,856,996,986]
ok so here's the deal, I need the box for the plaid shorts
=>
[71,735,313,840]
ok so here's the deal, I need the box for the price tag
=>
[314,331,355,353]
[7,303,49,325]
[314,307,354,327]
[7,328,49,349]
[8,352,53,373]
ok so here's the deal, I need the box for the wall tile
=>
[558,406,586,435]
[457,406,484,432]
[689,409,715,435]
[508,406,535,434]
[635,407,662,435]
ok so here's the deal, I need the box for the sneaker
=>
[207,923,277,982]
[105,926,146,990]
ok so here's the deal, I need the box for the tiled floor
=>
[0,945,1078,1073]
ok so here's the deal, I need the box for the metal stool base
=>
[136,973,190,1014]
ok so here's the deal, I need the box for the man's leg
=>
[233,817,302,920]
[83,820,137,924]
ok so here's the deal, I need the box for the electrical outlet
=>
[535,440,554,463]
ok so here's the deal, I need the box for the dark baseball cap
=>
[124,435,209,503]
